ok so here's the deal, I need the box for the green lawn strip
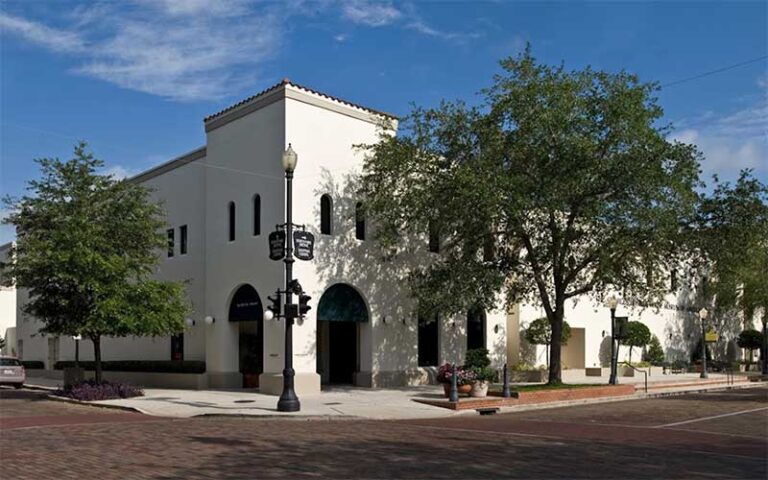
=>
[489,383,604,393]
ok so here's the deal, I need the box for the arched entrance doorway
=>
[316,284,368,385]
[467,305,486,351]
[229,284,263,388]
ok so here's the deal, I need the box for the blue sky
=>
[1,0,766,244]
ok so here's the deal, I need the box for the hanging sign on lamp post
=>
[293,230,315,261]
[268,230,286,261]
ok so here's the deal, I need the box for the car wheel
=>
[14,383,23,389]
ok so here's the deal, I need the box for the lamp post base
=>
[699,372,708,379]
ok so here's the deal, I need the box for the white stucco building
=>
[9,80,746,393]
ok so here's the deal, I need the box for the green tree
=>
[1,143,189,382]
[643,334,665,366]
[524,317,572,368]
[695,172,768,374]
[620,321,651,363]
[359,47,700,384]
[737,329,763,371]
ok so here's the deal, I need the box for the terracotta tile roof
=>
[203,78,398,123]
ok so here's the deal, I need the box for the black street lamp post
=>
[607,296,619,385]
[277,145,300,413]
[762,318,768,375]
[699,307,709,380]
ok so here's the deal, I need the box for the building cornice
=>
[128,147,207,185]
[204,79,397,133]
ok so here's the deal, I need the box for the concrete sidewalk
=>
[25,372,758,420]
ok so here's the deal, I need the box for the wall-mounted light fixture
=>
[185,318,195,327]
[204,316,216,325]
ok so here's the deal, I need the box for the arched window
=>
[320,194,332,235]
[428,222,440,253]
[228,201,236,242]
[355,202,365,240]
[253,194,261,236]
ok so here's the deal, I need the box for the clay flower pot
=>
[443,383,472,397]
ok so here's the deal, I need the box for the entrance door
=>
[328,321,358,384]
[239,321,262,387]
[316,283,368,386]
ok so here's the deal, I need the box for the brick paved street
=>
[0,386,765,479]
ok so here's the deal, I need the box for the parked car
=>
[0,356,25,389]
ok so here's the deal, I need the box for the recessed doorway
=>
[316,283,368,386]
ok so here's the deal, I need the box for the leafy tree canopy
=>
[736,329,763,352]
[524,317,571,346]
[695,172,768,328]
[643,334,665,365]
[620,321,651,348]
[1,143,190,381]
[360,47,700,383]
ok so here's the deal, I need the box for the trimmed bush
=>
[55,380,143,401]
[54,360,205,374]
[21,361,45,369]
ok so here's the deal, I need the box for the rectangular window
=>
[180,225,188,255]
[167,228,175,257]
[428,223,440,253]
[171,334,184,361]
[418,314,439,367]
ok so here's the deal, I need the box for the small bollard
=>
[501,363,511,398]
[449,363,459,402]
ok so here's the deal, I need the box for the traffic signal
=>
[298,292,312,317]
[266,291,282,320]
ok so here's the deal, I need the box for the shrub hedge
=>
[54,360,205,374]
[21,361,45,369]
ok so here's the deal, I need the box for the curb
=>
[45,394,151,415]
[23,383,58,392]
[193,413,360,421]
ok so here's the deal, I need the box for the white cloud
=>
[0,1,486,101]
[672,103,767,180]
[0,13,85,53]
[0,3,281,101]
[342,1,402,26]
[102,165,140,180]
[405,20,482,42]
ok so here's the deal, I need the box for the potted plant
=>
[469,366,497,397]
[465,348,496,398]
[437,363,476,397]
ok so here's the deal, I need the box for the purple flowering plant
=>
[437,363,477,386]
[55,380,144,401]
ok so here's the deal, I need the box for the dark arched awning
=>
[229,284,263,322]
[317,284,368,323]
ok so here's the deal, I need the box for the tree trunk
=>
[548,306,564,384]
[92,336,102,383]
[628,346,633,364]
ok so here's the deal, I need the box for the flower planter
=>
[470,381,489,397]
[442,383,472,397]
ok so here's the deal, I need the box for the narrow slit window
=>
[253,194,261,236]
[320,194,332,235]
[355,202,365,240]
[428,222,440,253]
[228,202,236,242]
[179,225,188,255]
